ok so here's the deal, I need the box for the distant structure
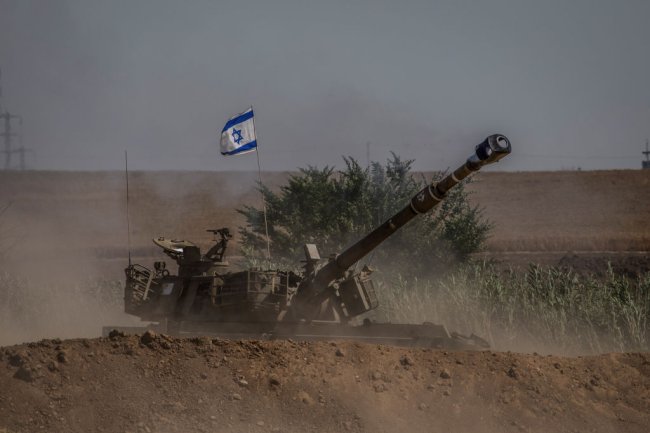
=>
[643,139,650,170]
[0,68,29,171]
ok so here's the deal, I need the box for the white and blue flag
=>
[220,107,257,156]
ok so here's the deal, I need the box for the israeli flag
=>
[220,107,257,156]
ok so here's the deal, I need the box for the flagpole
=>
[251,106,272,262]
[125,150,132,267]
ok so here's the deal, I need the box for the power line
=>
[0,67,30,170]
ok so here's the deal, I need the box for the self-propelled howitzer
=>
[107,135,511,349]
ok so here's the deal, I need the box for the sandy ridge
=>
[1,334,649,433]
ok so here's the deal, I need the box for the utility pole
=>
[0,68,28,171]
[1,112,23,170]
[643,139,650,170]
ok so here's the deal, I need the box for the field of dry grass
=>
[1,169,648,262]
[467,170,650,252]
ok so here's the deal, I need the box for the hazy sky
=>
[1,0,649,171]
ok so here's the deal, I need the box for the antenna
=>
[125,150,132,266]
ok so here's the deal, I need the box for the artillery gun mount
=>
[105,135,512,350]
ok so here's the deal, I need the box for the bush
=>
[238,154,491,275]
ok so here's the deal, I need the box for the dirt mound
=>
[1,335,649,433]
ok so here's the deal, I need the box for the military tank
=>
[105,134,511,349]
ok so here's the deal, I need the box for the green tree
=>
[238,154,491,276]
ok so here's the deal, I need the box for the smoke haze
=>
[0,0,649,171]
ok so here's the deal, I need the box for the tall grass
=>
[374,262,650,354]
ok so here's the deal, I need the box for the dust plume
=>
[0,170,272,346]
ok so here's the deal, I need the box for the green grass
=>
[373,262,650,354]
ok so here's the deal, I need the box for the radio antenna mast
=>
[125,150,132,266]
[0,67,28,170]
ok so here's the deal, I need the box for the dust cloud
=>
[0,170,274,346]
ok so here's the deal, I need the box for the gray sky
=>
[1,0,649,171]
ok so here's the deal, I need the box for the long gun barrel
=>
[296,134,512,306]
[336,134,511,270]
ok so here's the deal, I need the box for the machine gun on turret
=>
[107,135,511,349]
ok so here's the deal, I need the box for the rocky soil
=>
[1,333,649,433]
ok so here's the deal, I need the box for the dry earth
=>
[1,334,649,433]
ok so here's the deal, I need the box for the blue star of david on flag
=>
[232,128,244,144]
[220,107,257,156]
